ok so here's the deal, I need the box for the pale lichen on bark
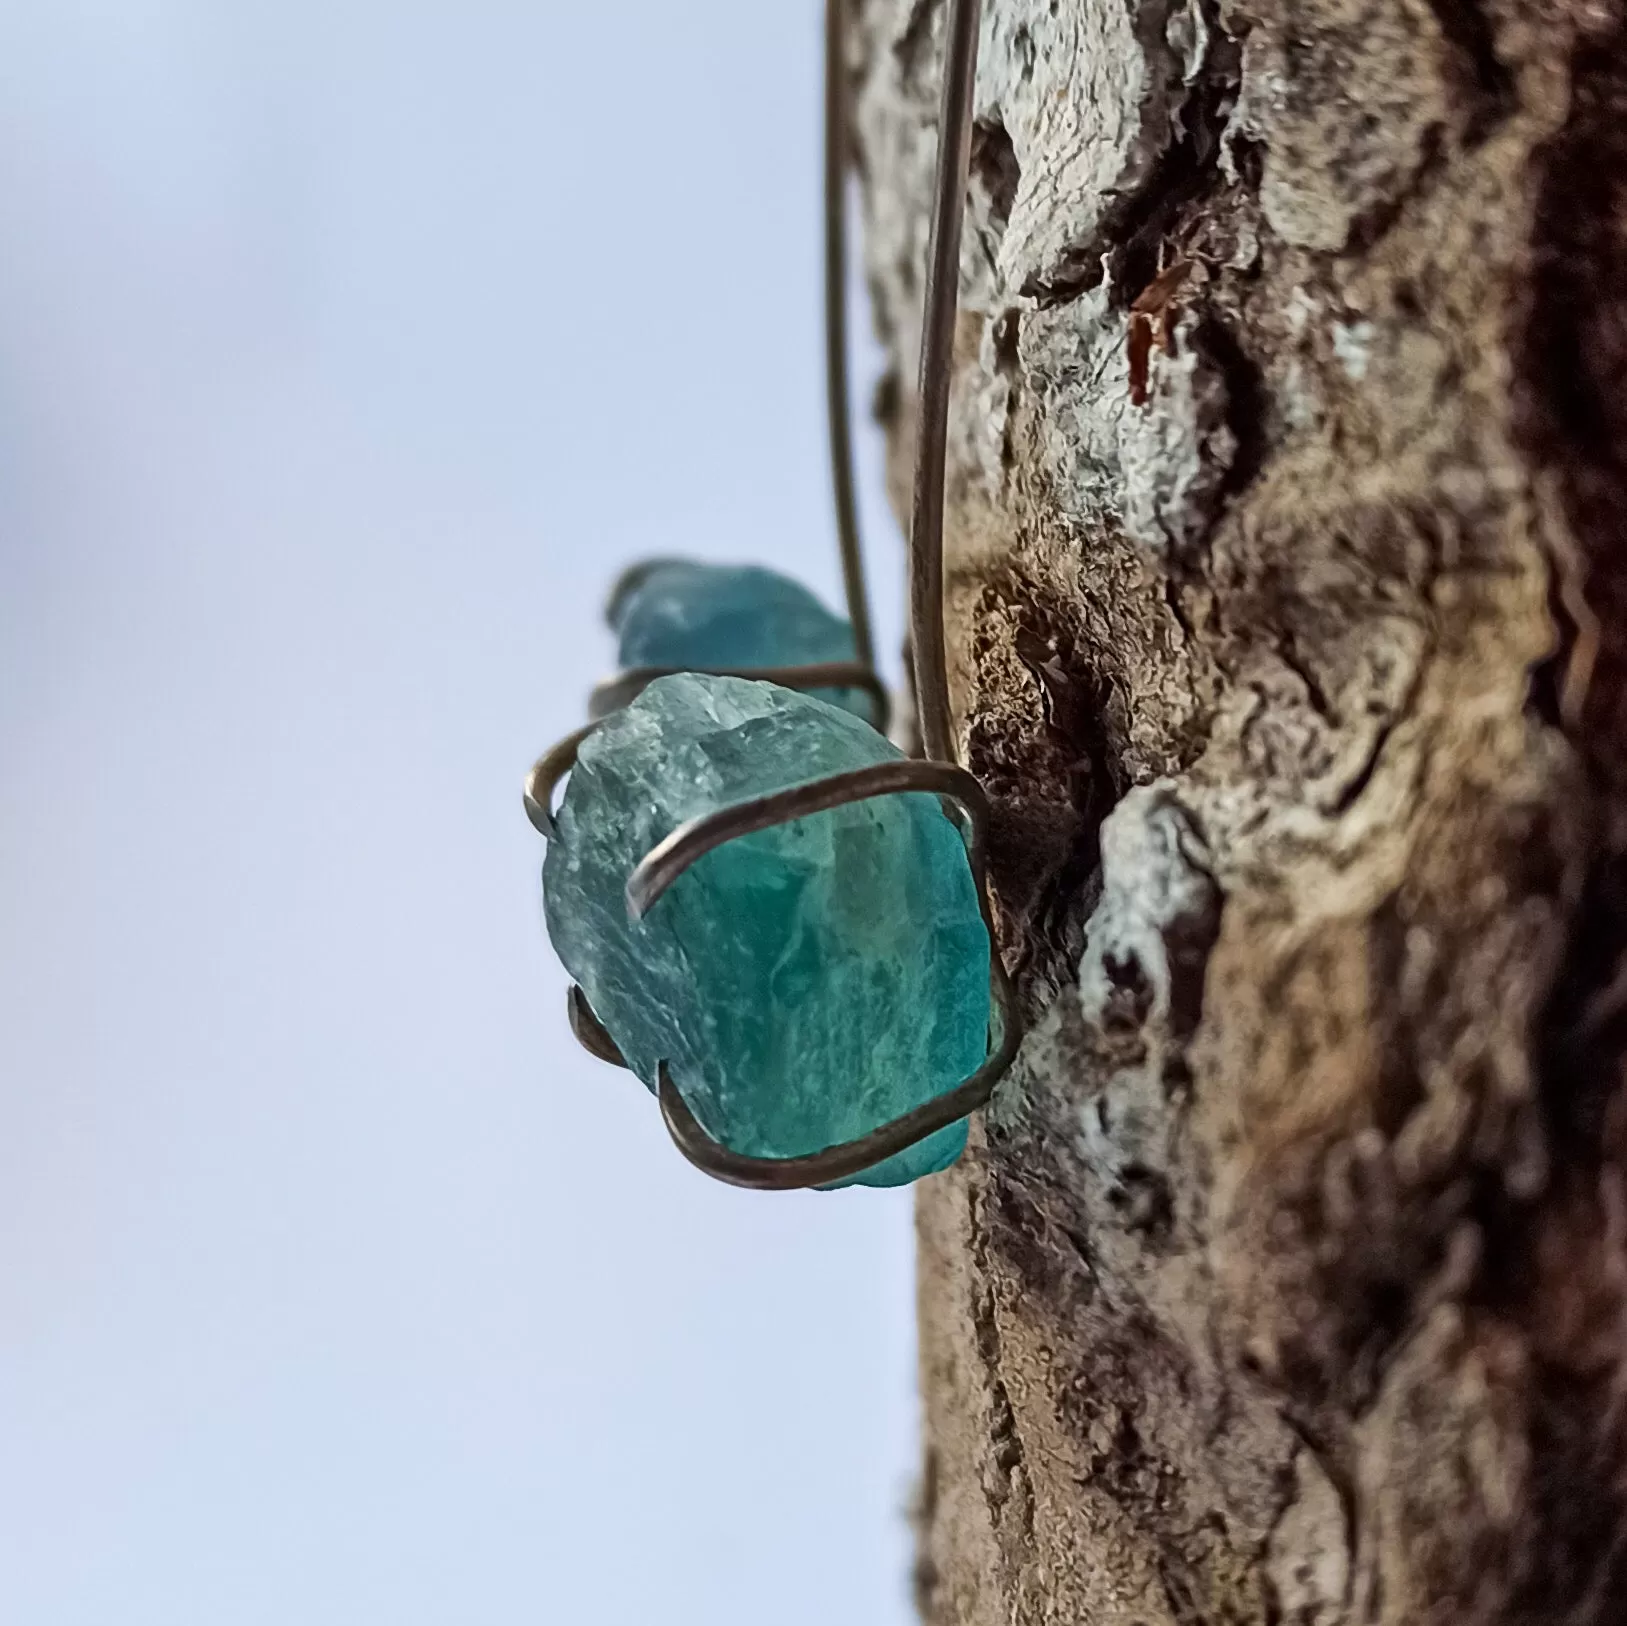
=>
[848,0,1627,1620]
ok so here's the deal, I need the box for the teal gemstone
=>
[543,674,991,1187]
[608,560,875,722]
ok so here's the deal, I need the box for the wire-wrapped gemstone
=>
[543,673,992,1186]
[609,560,877,722]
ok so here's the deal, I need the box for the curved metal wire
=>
[568,983,628,1069]
[626,757,975,917]
[825,0,874,670]
[524,723,596,840]
[910,0,983,766]
[625,758,1020,1190]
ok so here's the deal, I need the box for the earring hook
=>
[528,0,1017,1185]
[909,0,983,767]
[825,0,875,674]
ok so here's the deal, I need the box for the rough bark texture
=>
[847,1,1627,1621]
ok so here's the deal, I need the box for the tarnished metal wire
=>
[628,758,978,918]
[568,983,628,1069]
[910,0,982,767]
[524,723,596,840]
[825,0,874,671]
[526,0,1014,1187]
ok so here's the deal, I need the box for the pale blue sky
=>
[0,4,918,1621]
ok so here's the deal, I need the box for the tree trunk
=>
[847,0,1627,1621]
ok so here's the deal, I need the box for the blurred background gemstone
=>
[608,560,876,722]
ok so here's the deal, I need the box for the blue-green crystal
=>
[543,674,991,1187]
[609,560,875,722]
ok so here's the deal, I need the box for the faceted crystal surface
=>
[609,560,874,722]
[543,674,990,1187]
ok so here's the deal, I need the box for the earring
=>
[525,0,1011,1190]
[592,557,888,729]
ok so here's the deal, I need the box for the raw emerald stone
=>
[608,560,875,722]
[543,673,991,1187]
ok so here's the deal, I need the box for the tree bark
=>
[847,1,1627,1621]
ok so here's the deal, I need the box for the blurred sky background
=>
[0,4,919,1622]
